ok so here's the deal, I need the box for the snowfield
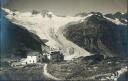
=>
[3,8,92,60]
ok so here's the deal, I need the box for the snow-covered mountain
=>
[3,8,92,60]
[76,11,128,25]
[2,8,128,60]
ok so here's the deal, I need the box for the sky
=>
[2,0,128,16]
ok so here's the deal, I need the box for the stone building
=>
[49,51,64,62]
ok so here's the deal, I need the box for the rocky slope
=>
[47,56,128,81]
[63,12,128,57]
[105,12,128,24]
[1,13,45,58]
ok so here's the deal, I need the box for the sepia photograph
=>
[0,0,128,81]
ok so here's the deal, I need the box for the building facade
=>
[20,50,64,65]
[21,51,43,65]
[49,51,64,62]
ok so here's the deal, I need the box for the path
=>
[43,64,61,80]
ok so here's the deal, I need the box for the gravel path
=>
[43,63,61,80]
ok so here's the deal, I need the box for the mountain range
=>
[1,8,128,59]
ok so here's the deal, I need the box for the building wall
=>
[47,54,51,60]
[50,53,64,62]
[27,56,37,63]
[38,54,44,62]
[21,56,38,65]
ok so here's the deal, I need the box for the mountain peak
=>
[89,12,103,17]
[75,12,103,18]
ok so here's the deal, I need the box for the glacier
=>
[2,8,92,60]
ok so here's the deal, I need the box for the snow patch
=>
[104,16,127,25]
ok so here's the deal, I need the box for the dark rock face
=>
[10,24,44,52]
[1,16,44,57]
[114,12,128,19]
[105,12,128,24]
[82,54,105,62]
[117,71,128,81]
[63,14,128,57]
